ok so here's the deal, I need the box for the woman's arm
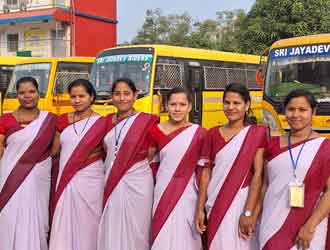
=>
[295,178,330,250]
[252,163,268,223]
[239,148,264,239]
[50,132,61,157]
[195,167,211,234]
[0,135,5,159]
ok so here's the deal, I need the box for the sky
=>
[117,0,256,43]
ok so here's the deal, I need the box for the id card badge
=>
[289,181,305,208]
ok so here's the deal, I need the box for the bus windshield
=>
[91,53,153,100]
[6,63,51,98]
[265,44,330,103]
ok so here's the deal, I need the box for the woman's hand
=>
[195,209,206,234]
[295,222,315,250]
[238,214,255,240]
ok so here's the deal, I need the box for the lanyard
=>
[114,111,133,153]
[288,130,312,179]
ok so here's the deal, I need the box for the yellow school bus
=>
[3,57,95,114]
[262,34,330,135]
[91,45,262,128]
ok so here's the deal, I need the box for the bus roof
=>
[98,44,260,64]
[0,56,33,65]
[271,33,330,49]
[14,56,95,64]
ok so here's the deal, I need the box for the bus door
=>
[187,65,203,125]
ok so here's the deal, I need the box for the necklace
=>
[113,110,134,156]
[72,111,93,136]
[16,108,40,124]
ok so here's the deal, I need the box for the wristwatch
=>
[243,210,252,217]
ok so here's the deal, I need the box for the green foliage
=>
[132,1,330,54]
[132,8,245,52]
[132,9,192,46]
[187,19,220,49]
[239,0,330,54]
[216,9,246,52]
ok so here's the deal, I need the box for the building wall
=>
[0,0,117,57]
[0,21,70,57]
[73,0,116,19]
[71,0,117,56]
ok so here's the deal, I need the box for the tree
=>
[132,9,170,44]
[167,13,192,46]
[216,9,246,52]
[132,8,246,52]
[239,0,330,54]
[187,19,220,49]
[132,9,192,45]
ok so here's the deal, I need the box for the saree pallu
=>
[98,112,158,250]
[49,115,106,250]
[259,137,330,250]
[151,124,205,250]
[202,125,267,250]
[0,111,56,250]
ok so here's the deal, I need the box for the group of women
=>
[0,75,329,250]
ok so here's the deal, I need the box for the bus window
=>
[246,63,260,89]
[154,63,184,89]
[92,54,153,100]
[204,64,259,90]
[154,63,184,112]
[54,62,92,94]
[204,66,228,89]
[6,63,51,98]
[265,57,330,103]
[221,62,242,68]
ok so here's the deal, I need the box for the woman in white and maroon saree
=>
[0,76,56,250]
[259,89,330,250]
[49,79,106,250]
[98,78,158,250]
[195,83,267,250]
[149,87,206,250]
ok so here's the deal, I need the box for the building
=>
[0,0,117,57]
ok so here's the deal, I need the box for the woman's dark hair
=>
[167,87,192,104]
[111,78,138,93]
[223,83,257,125]
[283,89,317,111]
[16,76,39,92]
[68,79,97,103]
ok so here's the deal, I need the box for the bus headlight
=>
[262,109,280,131]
